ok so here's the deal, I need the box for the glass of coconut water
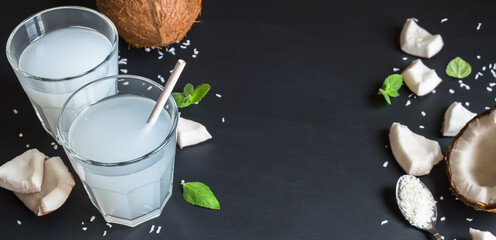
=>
[57,75,178,227]
[6,6,118,138]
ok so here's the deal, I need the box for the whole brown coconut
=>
[446,105,496,213]
[97,0,201,48]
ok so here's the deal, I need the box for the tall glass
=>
[6,6,118,138]
[57,75,178,227]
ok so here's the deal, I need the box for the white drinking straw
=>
[147,59,186,124]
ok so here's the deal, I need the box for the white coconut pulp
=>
[470,228,496,240]
[177,117,212,148]
[14,156,75,216]
[443,102,477,137]
[402,59,442,96]
[0,149,45,193]
[449,109,496,205]
[400,18,444,58]
[389,123,443,176]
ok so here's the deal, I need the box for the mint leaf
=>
[172,83,210,108]
[191,84,211,103]
[446,57,471,79]
[172,92,192,108]
[378,74,402,105]
[183,83,194,96]
[379,88,391,105]
[181,181,220,210]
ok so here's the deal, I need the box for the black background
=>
[1,0,496,239]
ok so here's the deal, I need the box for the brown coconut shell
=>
[446,105,496,212]
[96,0,201,48]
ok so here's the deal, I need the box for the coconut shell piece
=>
[97,0,202,48]
[0,149,45,194]
[446,106,496,212]
[14,157,75,216]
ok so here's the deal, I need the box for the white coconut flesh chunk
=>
[402,59,442,96]
[389,122,444,176]
[400,18,444,58]
[470,228,496,240]
[14,157,75,216]
[449,109,496,205]
[0,149,45,193]
[177,117,212,148]
[442,102,477,137]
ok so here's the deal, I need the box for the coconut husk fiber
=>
[97,0,201,48]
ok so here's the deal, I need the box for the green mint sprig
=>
[181,180,220,210]
[378,74,403,105]
[172,83,210,108]
[446,57,471,79]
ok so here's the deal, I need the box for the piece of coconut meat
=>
[402,59,442,96]
[14,157,75,216]
[0,149,45,193]
[400,18,444,58]
[389,122,444,176]
[470,228,496,240]
[442,102,477,137]
[177,117,212,148]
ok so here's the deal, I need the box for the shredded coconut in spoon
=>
[397,175,436,228]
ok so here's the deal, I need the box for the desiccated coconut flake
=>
[490,82,496,87]
[383,161,389,167]
[50,142,55,146]
[106,223,112,228]
[82,227,87,231]
[192,54,197,58]
[118,58,127,65]
[405,100,411,106]
[19,133,23,137]
[421,111,426,117]
[466,218,473,222]
[440,216,446,221]
[147,86,153,91]
[487,87,493,92]
[393,68,400,72]
[149,225,155,233]
[158,55,163,60]
[144,47,151,52]
[180,45,187,49]
[477,55,481,59]
[215,94,222,98]
[403,57,408,61]
[477,72,483,76]
[483,66,487,71]
[419,125,425,129]
[53,145,58,150]
[156,226,162,234]
[17,220,21,225]
[82,221,85,225]
[158,50,163,56]
[465,102,470,107]
[120,69,128,74]
[13,109,18,114]
[491,69,496,78]
[381,220,388,225]
[25,144,29,148]
[432,89,436,94]
[122,81,129,86]
[90,216,95,222]
[103,231,107,236]
[440,18,448,23]
[477,23,482,30]
[486,107,491,110]
[398,176,436,228]
[222,117,225,123]
[449,89,455,94]
[475,74,480,80]
[440,196,444,200]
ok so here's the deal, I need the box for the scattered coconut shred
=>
[397,175,436,228]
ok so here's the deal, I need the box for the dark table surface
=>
[1,0,496,239]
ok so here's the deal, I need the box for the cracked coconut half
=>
[447,106,496,212]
